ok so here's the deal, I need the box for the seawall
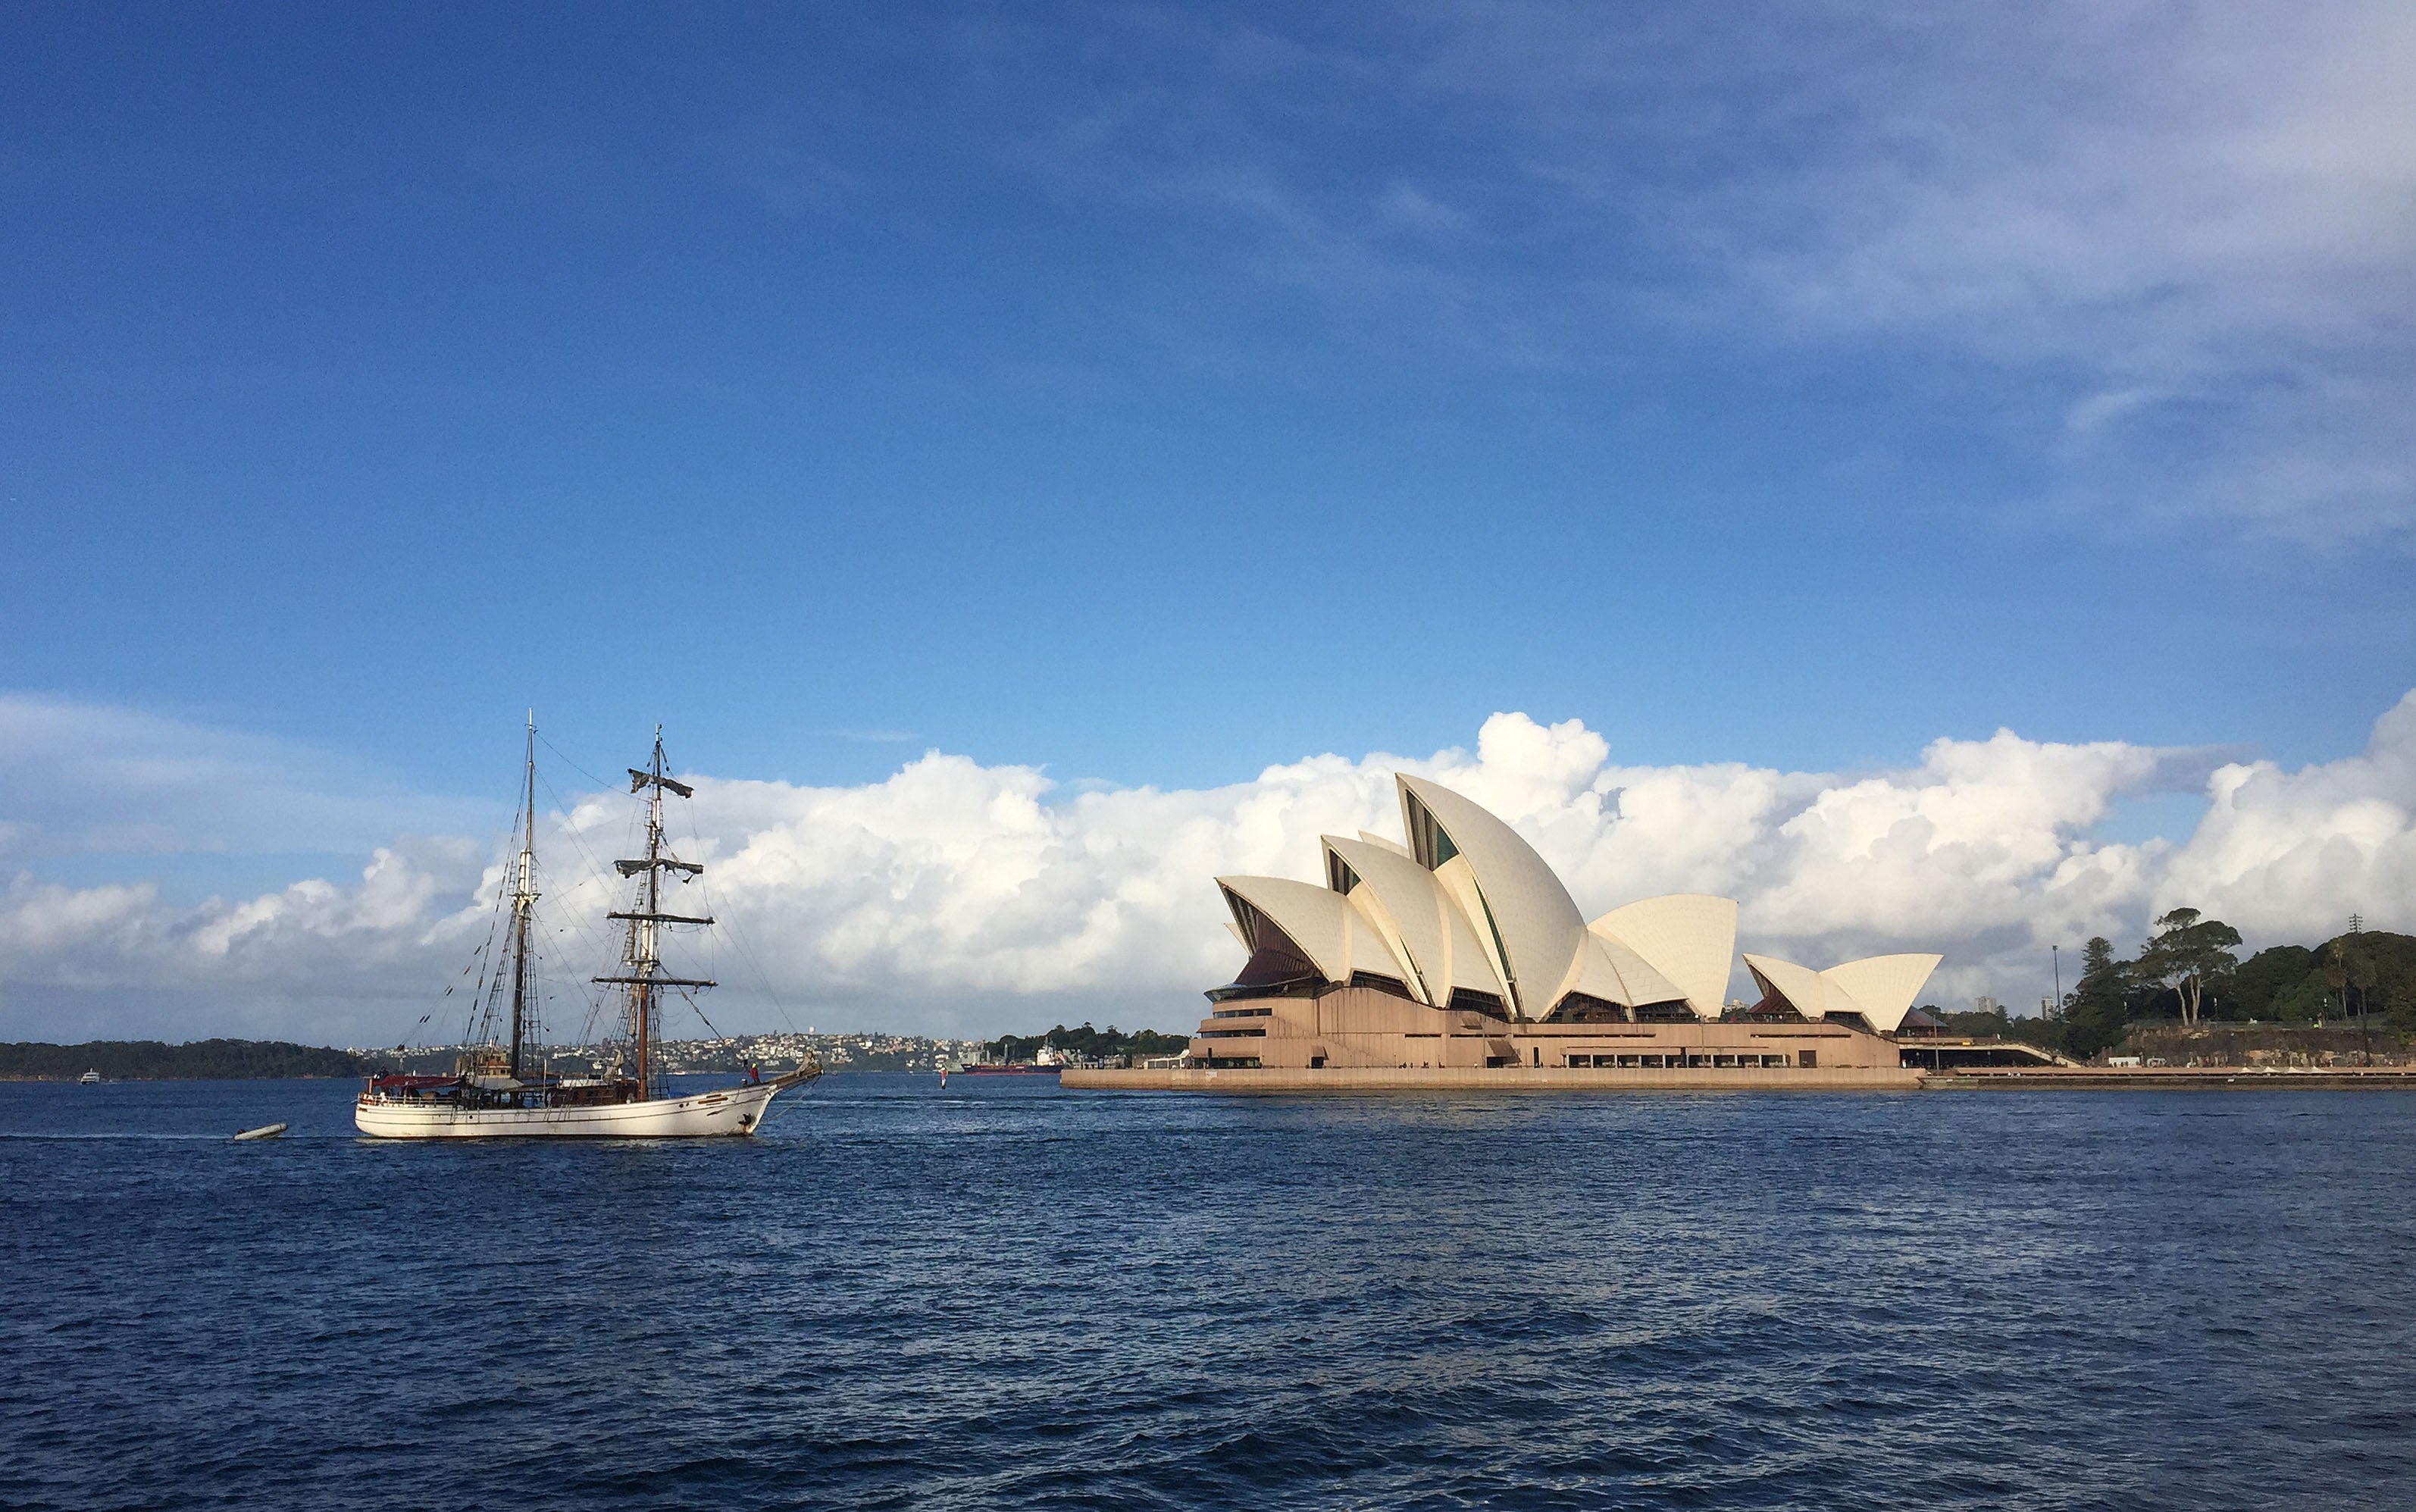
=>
[1062,1065,1923,1093]
[1929,1067,2416,1091]
[1065,1065,2416,1093]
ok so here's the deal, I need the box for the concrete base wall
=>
[1066,1066,2416,1094]
[1189,986,1904,1072]
[1063,1064,1924,1093]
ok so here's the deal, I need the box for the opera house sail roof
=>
[1208,773,1940,1036]
[1741,952,1945,1032]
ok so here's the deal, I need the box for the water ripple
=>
[5,1077,2415,1508]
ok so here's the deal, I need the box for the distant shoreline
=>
[0,1038,966,1082]
[0,1066,934,1082]
[1,1039,371,1082]
[0,1073,358,1082]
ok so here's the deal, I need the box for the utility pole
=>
[2351,912,2370,1060]
[2051,944,2062,1022]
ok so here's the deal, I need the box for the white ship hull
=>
[354,1069,813,1140]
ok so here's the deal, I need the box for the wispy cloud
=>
[970,1,2416,546]
[0,695,493,864]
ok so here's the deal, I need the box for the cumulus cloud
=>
[2158,691,2416,940]
[8,692,2414,1041]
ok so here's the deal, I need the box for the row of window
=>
[1204,973,1322,1003]
[1565,1051,1814,1069]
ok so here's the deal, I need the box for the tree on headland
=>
[988,1022,1189,1064]
[0,1039,368,1080]
[2135,908,2241,1027]
[2060,935,2133,1059]
[2229,944,2318,1019]
[2323,934,2379,1019]
[1983,922,2411,1060]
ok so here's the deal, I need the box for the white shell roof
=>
[1574,931,1689,1012]
[1591,894,1739,1021]
[1396,775,1588,1020]
[1321,834,1511,1003]
[1820,954,1942,1031]
[1323,835,1444,1004]
[1743,951,1942,1032]
[1435,875,1511,997]
[1744,954,1832,1018]
[1216,875,1409,988]
[1560,932,1688,1013]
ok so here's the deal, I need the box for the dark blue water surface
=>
[6,1076,2414,1510]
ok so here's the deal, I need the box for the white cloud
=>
[8,692,2413,1041]
[2,841,487,997]
[2157,690,2416,940]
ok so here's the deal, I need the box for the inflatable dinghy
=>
[233,1122,288,1141]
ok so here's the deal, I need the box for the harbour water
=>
[6,1075,2414,1509]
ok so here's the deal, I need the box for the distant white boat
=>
[233,1122,287,1141]
[78,1069,100,1085]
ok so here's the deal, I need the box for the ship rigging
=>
[355,719,818,1138]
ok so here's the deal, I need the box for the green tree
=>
[2342,931,2416,1028]
[0,1039,369,1080]
[2061,936,2133,1059]
[2135,907,2242,1027]
[1938,1003,2011,1038]
[2229,945,2318,1019]
[985,1021,1189,1065]
[2274,972,2331,1021]
[2332,937,2380,1019]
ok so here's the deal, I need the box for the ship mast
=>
[506,714,540,1080]
[598,727,714,1098]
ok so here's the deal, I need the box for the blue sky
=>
[4,3,2412,1040]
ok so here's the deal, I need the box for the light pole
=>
[2052,944,2062,1022]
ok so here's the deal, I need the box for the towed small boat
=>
[233,1122,288,1141]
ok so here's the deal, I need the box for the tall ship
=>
[355,722,818,1138]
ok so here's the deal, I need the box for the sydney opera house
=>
[1176,775,1950,1081]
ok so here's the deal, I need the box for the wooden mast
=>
[506,714,539,1081]
[599,728,715,1100]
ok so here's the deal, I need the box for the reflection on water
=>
[6,1075,2415,1509]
